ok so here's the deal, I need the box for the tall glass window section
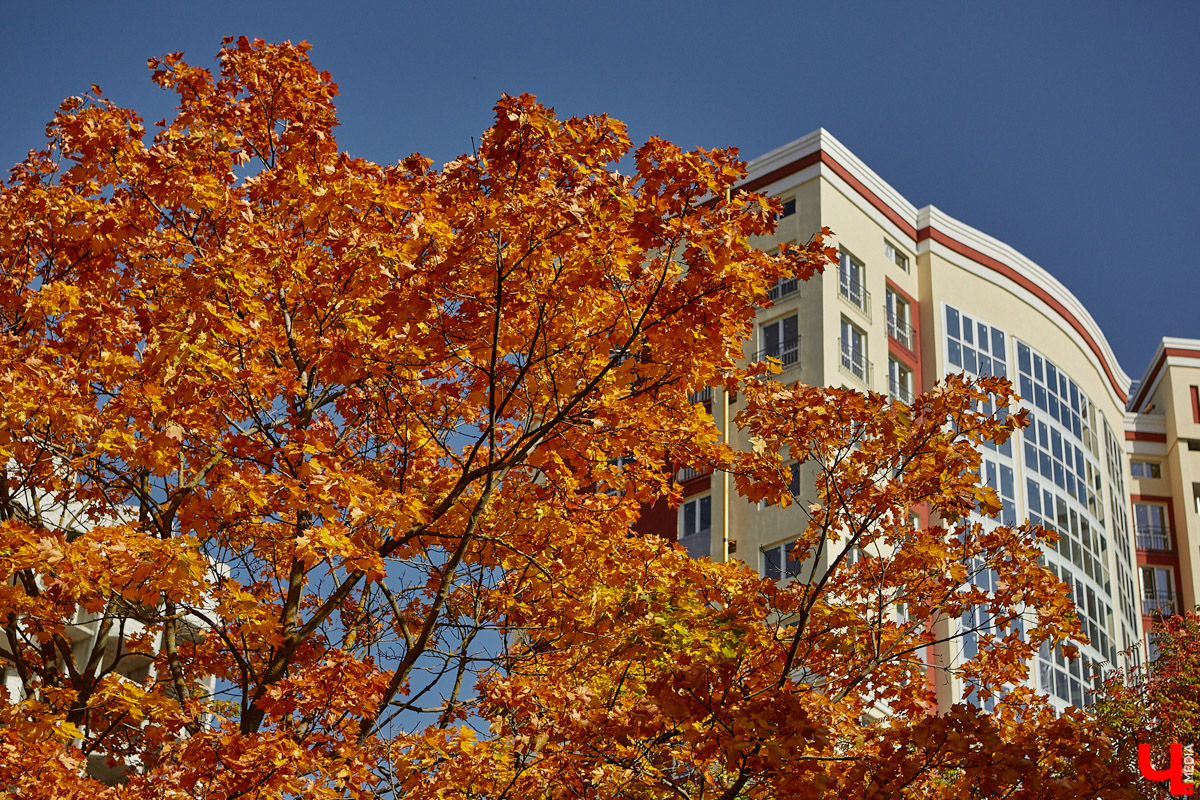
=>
[1104,418,1141,667]
[943,305,1018,710]
[1015,339,1119,707]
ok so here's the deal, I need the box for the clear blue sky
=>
[3,1,1196,381]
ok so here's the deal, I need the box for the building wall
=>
[1125,339,1200,658]
[665,128,1147,711]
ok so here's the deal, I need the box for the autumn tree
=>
[0,38,1135,799]
[1092,612,1200,797]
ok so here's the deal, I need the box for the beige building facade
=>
[667,129,1146,710]
[1124,339,1200,658]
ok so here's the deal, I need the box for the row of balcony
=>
[1135,523,1173,552]
[752,337,801,370]
[1142,590,1176,617]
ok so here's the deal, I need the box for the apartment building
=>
[1124,339,1200,658]
[655,129,1145,710]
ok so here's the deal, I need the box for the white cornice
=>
[918,205,1132,405]
[744,130,919,227]
[742,130,1133,407]
[1129,337,1200,412]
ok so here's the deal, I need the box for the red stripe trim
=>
[1131,351,1170,412]
[738,152,821,196]
[1125,431,1167,442]
[917,227,1127,403]
[818,152,919,240]
[741,145,1128,402]
[1129,347,1200,412]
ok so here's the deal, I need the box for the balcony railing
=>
[1135,524,1173,552]
[1142,590,1177,616]
[676,464,715,483]
[753,337,801,372]
[886,311,915,352]
[767,277,799,301]
[839,280,871,320]
[838,339,872,385]
[688,386,713,405]
[888,376,914,405]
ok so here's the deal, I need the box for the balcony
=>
[839,339,872,386]
[888,375,914,405]
[886,311,915,353]
[1142,590,1177,617]
[1135,524,1173,552]
[676,464,714,483]
[753,337,801,373]
[688,386,713,405]
[839,280,871,320]
[767,276,799,302]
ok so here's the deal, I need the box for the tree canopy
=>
[0,37,1135,799]
[1093,612,1200,797]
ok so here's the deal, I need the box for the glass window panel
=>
[763,547,781,580]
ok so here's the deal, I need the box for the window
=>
[603,455,635,495]
[768,275,799,301]
[1130,461,1162,479]
[888,358,913,404]
[759,314,799,369]
[1140,565,1175,616]
[762,539,803,581]
[679,494,711,559]
[1133,503,1171,551]
[838,249,869,315]
[947,306,1006,378]
[981,456,1016,525]
[839,318,869,383]
[884,240,909,272]
[767,242,799,300]
[780,197,796,217]
[1146,631,1161,663]
[762,462,802,507]
[885,288,913,351]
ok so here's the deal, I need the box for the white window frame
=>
[884,240,909,272]
[762,539,803,581]
[760,314,800,369]
[838,249,869,315]
[888,358,914,404]
[679,494,712,559]
[1133,502,1171,551]
[885,288,913,351]
[839,317,869,383]
[1140,565,1175,615]
[1130,460,1162,479]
